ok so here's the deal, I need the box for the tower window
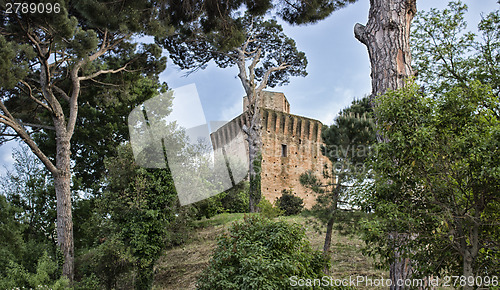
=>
[281,144,287,157]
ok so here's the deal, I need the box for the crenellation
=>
[228,122,233,141]
[280,114,286,134]
[238,115,244,132]
[297,119,302,139]
[211,133,217,149]
[309,122,314,140]
[262,110,268,131]
[304,120,310,139]
[222,126,229,144]
[274,112,279,134]
[234,121,239,139]
[316,124,320,141]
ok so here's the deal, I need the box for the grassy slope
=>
[153,213,387,289]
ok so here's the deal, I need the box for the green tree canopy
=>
[164,0,357,32]
[0,0,169,280]
[412,1,500,95]
[363,80,500,280]
[300,97,375,259]
[159,13,307,89]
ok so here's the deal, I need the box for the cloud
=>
[219,98,243,122]
[0,143,16,176]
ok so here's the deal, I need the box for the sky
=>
[0,0,498,175]
[160,0,499,125]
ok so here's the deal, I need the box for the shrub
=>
[221,181,249,213]
[197,215,329,289]
[75,237,135,289]
[257,198,283,218]
[276,189,304,216]
[194,181,250,219]
[194,194,224,219]
[0,251,69,290]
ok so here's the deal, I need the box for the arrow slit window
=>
[281,144,287,157]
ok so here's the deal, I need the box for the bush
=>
[0,251,69,290]
[257,198,283,219]
[195,181,250,219]
[75,237,135,290]
[276,189,304,216]
[221,181,249,213]
[197,215,329,289]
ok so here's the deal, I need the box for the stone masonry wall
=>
[260,109,329,208]
[211,92,330,208]
[243,91,290,114]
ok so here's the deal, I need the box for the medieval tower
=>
[210,91,330,208]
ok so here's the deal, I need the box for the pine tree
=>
[159,13,307,212]
[0,0,168,280]
[300,97,375,271]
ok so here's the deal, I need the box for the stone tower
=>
[211,91,330,208]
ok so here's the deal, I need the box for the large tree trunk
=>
[354,0,416,97]
[235,42,285,213]
[54,123,74,281]
[236,46,264,213]
[459,217,479,290]
[388,233,414,290]
[462,249,474,290]
[354,0,417,288]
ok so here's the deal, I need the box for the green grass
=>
[153,213,387,289]
[193,212,251,228]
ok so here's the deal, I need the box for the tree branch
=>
[19,122,55,131]
[89,78,122,87]
[235,48,252,97]
[256,63,290,93]
[0,102,58,174]
[66,32,132,137]
[248,48,262,87]
[354,23,368,46]
[0,115,17,128]
[52,85,71,102]
[19,80,53,112]
[78,64,129,81]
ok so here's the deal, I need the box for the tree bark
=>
[462,249,474,290]
[388,233,414,290]
[323,215,335,256]
[322,178,340,274]
[322,214,335,274]
[247,104,262,213]
[355,0,417,288]
[354,0,416,98]
[53,118,74,281]
[457,213,479,290]
[323,187,339,255]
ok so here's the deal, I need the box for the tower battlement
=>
[243,91,290,113]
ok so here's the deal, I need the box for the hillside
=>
[152,213,387,289]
